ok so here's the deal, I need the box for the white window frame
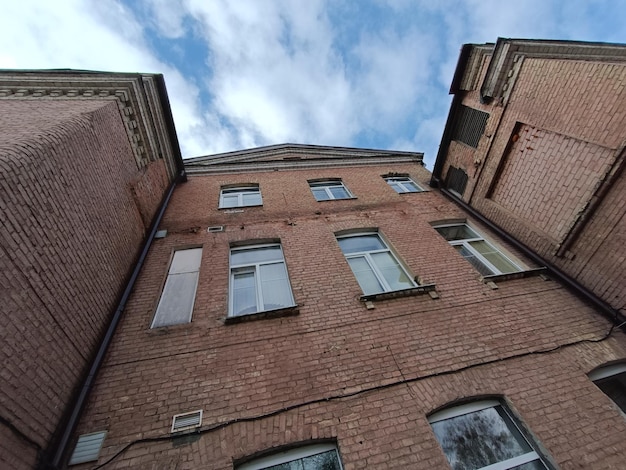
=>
[429,400,548,470]
[308,180,353,201]
[589,363,626,416]
[229,243,295,317]
[435,223,521,276]
[237,442,343,470]
[384,176,423,193]
[151,248,202,328]
[337,232,417,295]
[219,185,262,208]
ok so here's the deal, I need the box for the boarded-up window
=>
[151,248,202,328]
[452,105,489,148]
[446,166,468,197]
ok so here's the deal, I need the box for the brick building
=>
[0,70,185,469]
[2,38,626,470]
[431,38,626,316]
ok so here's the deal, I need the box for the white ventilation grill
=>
[68,431,107,465]
[208,225,225,233]
[171,410,203,433]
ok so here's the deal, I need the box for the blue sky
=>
[1,1,625,168]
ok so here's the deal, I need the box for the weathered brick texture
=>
[441,51,626,312]
[71,159,626,469]
[0,99,170,469]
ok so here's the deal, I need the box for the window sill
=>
[315,197,358,202]
[481,267,548,283]
[219,204,263,211]
[224,305,300,324]
[360,283,437,302]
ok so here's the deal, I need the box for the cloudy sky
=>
[1,0,625,168]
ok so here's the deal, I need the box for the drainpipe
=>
[432,177,626,328]
[43,170,184,469]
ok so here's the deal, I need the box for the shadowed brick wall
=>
[0,100,170,469]
[70,160,626,469]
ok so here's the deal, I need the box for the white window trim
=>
[435,223,521,275]
[384,176,423,193]
[337,232,417,294]
[237,442,343,470]
[309,180,353,200]
[588,363,626,381]
[229,243,295,317]
[219,185,262,208]
[429,400,546,470]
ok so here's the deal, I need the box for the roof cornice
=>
[0,70,184,179]
[184,144,424,175]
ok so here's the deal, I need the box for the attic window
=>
[68,431,107,465]
[171,410,203,433]
[445,166,468,197]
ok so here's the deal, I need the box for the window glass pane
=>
[242,192,262,206]
[389,182,403,193]
[469,240,519,274]
[301,450,342,470]
[347,257,383,294]
[260,263,293,311]
[338,235,385,254]
[231,246,283,265]
[328,186,349,199]
[232,270,257,315]
[222,195,239,208]
[169,248,203,274]
[403,181,420,192]
[436,225,480,241]
[431,405,533,470]
[153,272,198,327]
[454,245,494,276]
[371,252,413,290]
[595,372,626,413]
[312,188,330,201]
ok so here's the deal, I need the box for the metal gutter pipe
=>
[44,170,184,469]
[432,177,626,328]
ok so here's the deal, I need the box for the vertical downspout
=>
[45,170,184,469]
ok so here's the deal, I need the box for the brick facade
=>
[68,147,626,469]
[434,39,626,314]
[0,72,182,470]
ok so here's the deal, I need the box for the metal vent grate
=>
[171,410,203,433]
[68,431,107,465]
[452,105,489,148]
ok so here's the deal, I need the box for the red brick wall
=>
[71,161,626,469]
[0,100,170,469]
[444,56,626,311]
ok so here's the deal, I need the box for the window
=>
[220,185,262,208]
[151,248,202,328]
[435,224,520,276]
[384,176,423,193]
[445,166,468,197]
[452,105,489,148]
[337,232,416,295]
[237,442,343,470]
[308,180,353,201]
[429,400,550,470]
[229,244,295,317]
[589,363,626,415]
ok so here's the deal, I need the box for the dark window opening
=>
[452,105,489,148]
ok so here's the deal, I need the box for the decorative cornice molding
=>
[184,144,424,175]
[0,71,182,179]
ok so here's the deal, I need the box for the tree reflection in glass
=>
[430,404,546,470]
